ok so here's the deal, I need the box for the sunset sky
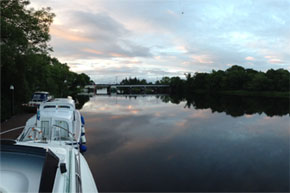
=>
[30,0,290,83]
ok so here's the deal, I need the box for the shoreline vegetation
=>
[1,0,93,121]
[119,65,290,98]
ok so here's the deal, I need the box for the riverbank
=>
[1,113,34,139]
[192,90,290,98]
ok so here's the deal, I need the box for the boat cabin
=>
[19,99,82,143]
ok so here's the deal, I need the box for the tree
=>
[266,69,290,91]
[170,76,184,94]
[159,77,171,85]
[0,0,93,121]
[208,70,225,91]
[224,65,247,90]
[1,0,54,56]
[192,73,209,90]
[1,0,55,120]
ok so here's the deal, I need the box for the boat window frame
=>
[41,120,50,141]
[40,118,52,141]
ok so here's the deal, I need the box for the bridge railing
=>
[86,84,170,88]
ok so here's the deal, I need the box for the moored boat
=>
[22,91,53,112]
[0,98,98,193]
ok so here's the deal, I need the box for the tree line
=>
[1,0,93,121]
[119,65,289,95]
[157,65,289,94]
[186,66,289,92]
[120,77,149,85]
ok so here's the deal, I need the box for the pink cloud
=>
[110,53,128,57]
[268,59,284,64]
[50,26,93,42]
[191,54,214,64]
[82,48,103,55]
[245,56,255,61]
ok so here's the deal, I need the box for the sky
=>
[30,0,290,83]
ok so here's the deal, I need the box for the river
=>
[80,94,289,192]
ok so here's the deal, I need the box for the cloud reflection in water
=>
[81,95,289,192]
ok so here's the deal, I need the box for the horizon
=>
[30,0,290,83]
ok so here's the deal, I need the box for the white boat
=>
[22,91,54,112]
[0,98,98,193]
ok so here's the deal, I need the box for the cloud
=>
[245,56,255,61]
[268,58,284,64]
[48,10,152,60]
[82,48,103,55]
[191,54,214,64]
[50,26,93,42]
[29,0,290,82]
[69,64,185,83]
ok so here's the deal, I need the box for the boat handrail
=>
[0,126,25,135]
[52,124,76,140]
[16,124,75,143]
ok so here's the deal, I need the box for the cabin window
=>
[44,105,56,109]
[41,121,50,139]
[32,93,47,101]
[58,105,70,109]
[54,120,70,140]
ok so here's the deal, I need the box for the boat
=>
[0,98,98,193]
[22,91,53,112]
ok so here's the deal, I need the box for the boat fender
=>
[81,135,86,144]
[80,144,87,153]
[60,163,67,174]
[81,115,85,126]
[81,126,86,134]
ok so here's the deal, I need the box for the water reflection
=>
[159,94,290,117]
[81,95,289,192]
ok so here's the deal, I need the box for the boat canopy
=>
[0,141,59,193]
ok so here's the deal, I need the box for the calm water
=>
[80,95,289,192]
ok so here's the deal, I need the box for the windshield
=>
[54,120,71,140]
[19,120,73,142]
[32,93,47,101]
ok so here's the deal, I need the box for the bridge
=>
[84,84,170,94]
[85,84,170,88]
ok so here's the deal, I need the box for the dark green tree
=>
[1,0,93,121]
